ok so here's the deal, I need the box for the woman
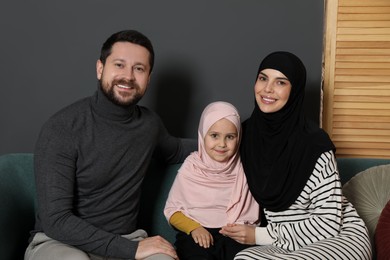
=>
[220,51,372,259]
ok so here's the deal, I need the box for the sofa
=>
[1,153,389,260]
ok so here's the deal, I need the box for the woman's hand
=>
[191,226,214,248]
[219,223,256,245]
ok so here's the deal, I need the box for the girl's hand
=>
[191,226,214,248]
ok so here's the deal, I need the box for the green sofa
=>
[1,153,389,260]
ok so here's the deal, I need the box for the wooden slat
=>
[334,95,390,103]
[333,128,390,135]
[337,41,390,48]
[334,102,390,110]
[334,82,390,89]
[333,115,390,123]
[336,62,390,69]
[334,88,390,96]
[335,141,390,149]
[338,21,390,28]
[337,48,390,55]
[335,148,389,157]
[338,28,390,35]
[339,0,390,7]
[334,108,390,116]
[337,154,390,159]
[336,148,390,158]
[333,121,390,129]
[336,68,390,76]
[336,54,390,62]
[332,135,390,142]
[335,75,390,83]
[338,13,390,21]
[337,34,390,41]
[339,7,390,13]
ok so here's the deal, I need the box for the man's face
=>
[96,42,151,107]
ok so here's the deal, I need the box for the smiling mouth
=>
[262,96,276,103]
[116,84,134,90]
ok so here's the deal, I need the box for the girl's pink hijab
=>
[164,101,260,228]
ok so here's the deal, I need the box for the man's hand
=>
[135,235,178,259]
[191,226,213,248]
[219,223,256,245]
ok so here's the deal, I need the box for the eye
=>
[277,80,290,86]
[258,75,267,81]
[210,133,218,139]
[226,134,237,140]
[115,63,124,68]
[134,65,145,73]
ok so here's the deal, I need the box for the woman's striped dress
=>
[235,151,372,260]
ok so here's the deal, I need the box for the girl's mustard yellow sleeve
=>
[169,211,202,235]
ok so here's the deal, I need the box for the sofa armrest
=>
[0,153,36,260]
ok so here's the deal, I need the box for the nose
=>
[123,68,135,81]
[218,139,227,148]
[264,81,273,93]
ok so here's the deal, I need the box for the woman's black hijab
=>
[240,51,335,212]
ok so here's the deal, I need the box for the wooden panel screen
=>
[322,0,390,158]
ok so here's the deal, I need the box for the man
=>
[25,30,196,260]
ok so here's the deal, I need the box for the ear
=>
[147,73,151,84]
[96,60,103,80]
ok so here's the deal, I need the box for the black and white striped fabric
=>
[235,151,372,260]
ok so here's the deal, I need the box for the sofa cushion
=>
[342,164,390,256]
[375,199,390,260]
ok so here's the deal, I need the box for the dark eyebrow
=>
[259,71,289,81]
[227,132,238,136]
[208,131,237,136]
[112,58,125,62]
[277,77,290,81]
[111,59,147,67]
[259,72,268,78]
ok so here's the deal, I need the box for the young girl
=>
[164,101,260,260]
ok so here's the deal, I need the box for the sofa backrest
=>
[337,157,390,185]
[138,160,181,243]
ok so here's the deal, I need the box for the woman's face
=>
[254,68,292,113]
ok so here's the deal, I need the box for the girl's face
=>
[254,68,292,113]
[204,118,238,162]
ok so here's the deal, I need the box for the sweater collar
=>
[92,84,136,121]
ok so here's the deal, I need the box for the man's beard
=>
[99,78,143,107]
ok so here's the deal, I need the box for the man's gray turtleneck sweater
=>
[32,87,195,259]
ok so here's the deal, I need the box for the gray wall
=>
[0,0,325,155]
